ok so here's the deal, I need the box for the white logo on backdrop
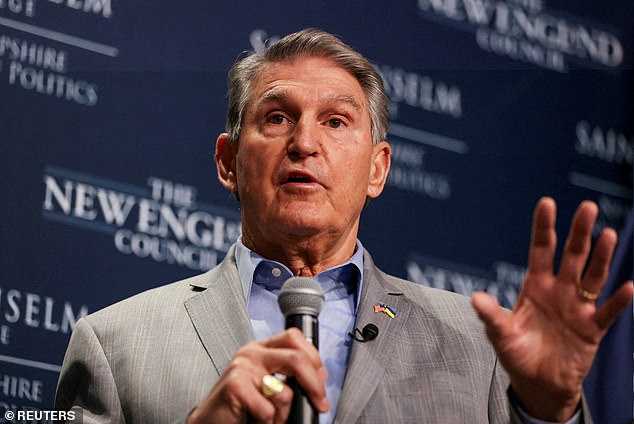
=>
[42,166,242,271]
[407,255,525,308]
[417,0,624,72]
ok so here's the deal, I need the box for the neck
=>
[241,226,359,277]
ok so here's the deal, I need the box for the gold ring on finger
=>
[261,374,284,397]
[578,286,600,302]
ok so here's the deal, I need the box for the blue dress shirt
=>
[234,239,578,424]
[235,238,364,424]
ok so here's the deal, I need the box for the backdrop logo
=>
[571,121,633,236]
[406,253,525,308]
[41,166,241,271]
[417,0,624,72]
[0,288,88,350]
[575,121,633,167]
[0,0,112,18]
[47,0,113,18]
[387,140,452,199]
[378,64,462,119]
[0,35,98,106]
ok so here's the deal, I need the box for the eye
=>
[266,113,295,126]
[328,118,343,128]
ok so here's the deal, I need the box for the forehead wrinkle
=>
[254,89,364,114]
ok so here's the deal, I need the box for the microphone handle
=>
[285,314,319,424]
[286,314,319,347]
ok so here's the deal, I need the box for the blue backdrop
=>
[1,0,632,422]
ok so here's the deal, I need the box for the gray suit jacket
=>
[55,246,588,423]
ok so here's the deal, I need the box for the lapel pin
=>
[373,303,395,319]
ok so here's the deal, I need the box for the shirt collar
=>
[235,238,365,311]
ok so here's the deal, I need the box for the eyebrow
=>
[257,90,290,108]
[255,90,363,113]
[325,94,363,113]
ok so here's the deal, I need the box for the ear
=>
[367,140,391,199]
[215,133,238,193]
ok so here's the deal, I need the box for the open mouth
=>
[287,176,313,183]
[284,171,317,184]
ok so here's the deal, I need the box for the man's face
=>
[218,56,390,246]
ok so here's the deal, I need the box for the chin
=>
[281,217,326,233]
[274,210,330,235]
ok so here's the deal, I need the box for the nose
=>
[288,116,320,159]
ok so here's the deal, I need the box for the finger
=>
[231,369,292,423]
[527,197,557,276]
[268,384,293,424]
[250,331,328,412]
[197,363,277,423]
[557,201,598,284]
[261,328,322,368]
[256,348,328,412]
[241,379,278,423]
[595,281,633,329]
[471,292,512,344]
[580,228,618,295]
[258,329,324,385]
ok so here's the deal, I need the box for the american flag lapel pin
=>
[373,303,395,319]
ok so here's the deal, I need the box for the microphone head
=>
[278,277,324,317]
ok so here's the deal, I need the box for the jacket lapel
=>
[335,252,412,423]
[182,245,416,420]
[184,246,255,375]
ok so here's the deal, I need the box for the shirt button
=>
[271,267,282,277]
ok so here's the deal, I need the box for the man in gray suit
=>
[55,28,633,423]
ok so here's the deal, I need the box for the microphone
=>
[278,277,324,424]
[349,323,379,342]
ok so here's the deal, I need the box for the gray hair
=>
[225,28,389,145]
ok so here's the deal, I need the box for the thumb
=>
[471,292,510,342]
